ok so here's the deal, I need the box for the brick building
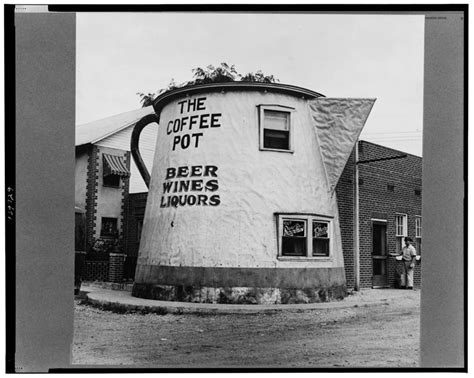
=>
[336,140,422,289]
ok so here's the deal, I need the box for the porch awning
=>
[103,154,130,177]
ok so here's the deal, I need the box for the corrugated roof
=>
[75,106,155,146]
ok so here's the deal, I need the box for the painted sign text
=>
[160,165,221,208]
[165,97,222,151]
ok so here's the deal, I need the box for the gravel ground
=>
[72,289,420,368]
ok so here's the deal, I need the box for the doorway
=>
[372,220,388,288]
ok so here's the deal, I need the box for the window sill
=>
[259,147,294,154]
[277,256,332,262]
[100,235,116,239]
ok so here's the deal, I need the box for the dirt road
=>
[72,289,420,368]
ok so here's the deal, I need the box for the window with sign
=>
[282,219,307,256]
[312,221,330,256]
[278,214,332,259]
[259,105,294,152]
[395,213,407,252]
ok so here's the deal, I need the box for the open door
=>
[372,220,388,288]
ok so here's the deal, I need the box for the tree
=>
[137,63,279,107]
[136,92,155,107]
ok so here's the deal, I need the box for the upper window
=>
[259,105,294,152]
[395,213,407,252]
[395,214,407,237]
[415,216,422,255]
[278,214,332,259]
[103,153,130,188]
[415,216,422,238]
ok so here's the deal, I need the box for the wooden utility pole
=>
[353,141,360,291]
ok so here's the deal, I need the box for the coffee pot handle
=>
[131,113,160,188]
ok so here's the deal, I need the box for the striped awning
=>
[103,154,130,177]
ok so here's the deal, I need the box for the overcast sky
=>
[76,12,424,156]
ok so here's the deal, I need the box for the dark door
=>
[372,221,388,288]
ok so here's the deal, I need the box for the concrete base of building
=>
[132,265,347,304]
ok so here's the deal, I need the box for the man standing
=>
[391,237,417,289]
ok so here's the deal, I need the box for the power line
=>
[363,131,422,135]
[364,138,422,142]
[362,134,422,138]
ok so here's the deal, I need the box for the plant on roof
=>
[137,63,279,107]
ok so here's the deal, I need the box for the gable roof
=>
[75,106,155,146]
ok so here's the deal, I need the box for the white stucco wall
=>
[138,90,344,269]
[75,151,88,210]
